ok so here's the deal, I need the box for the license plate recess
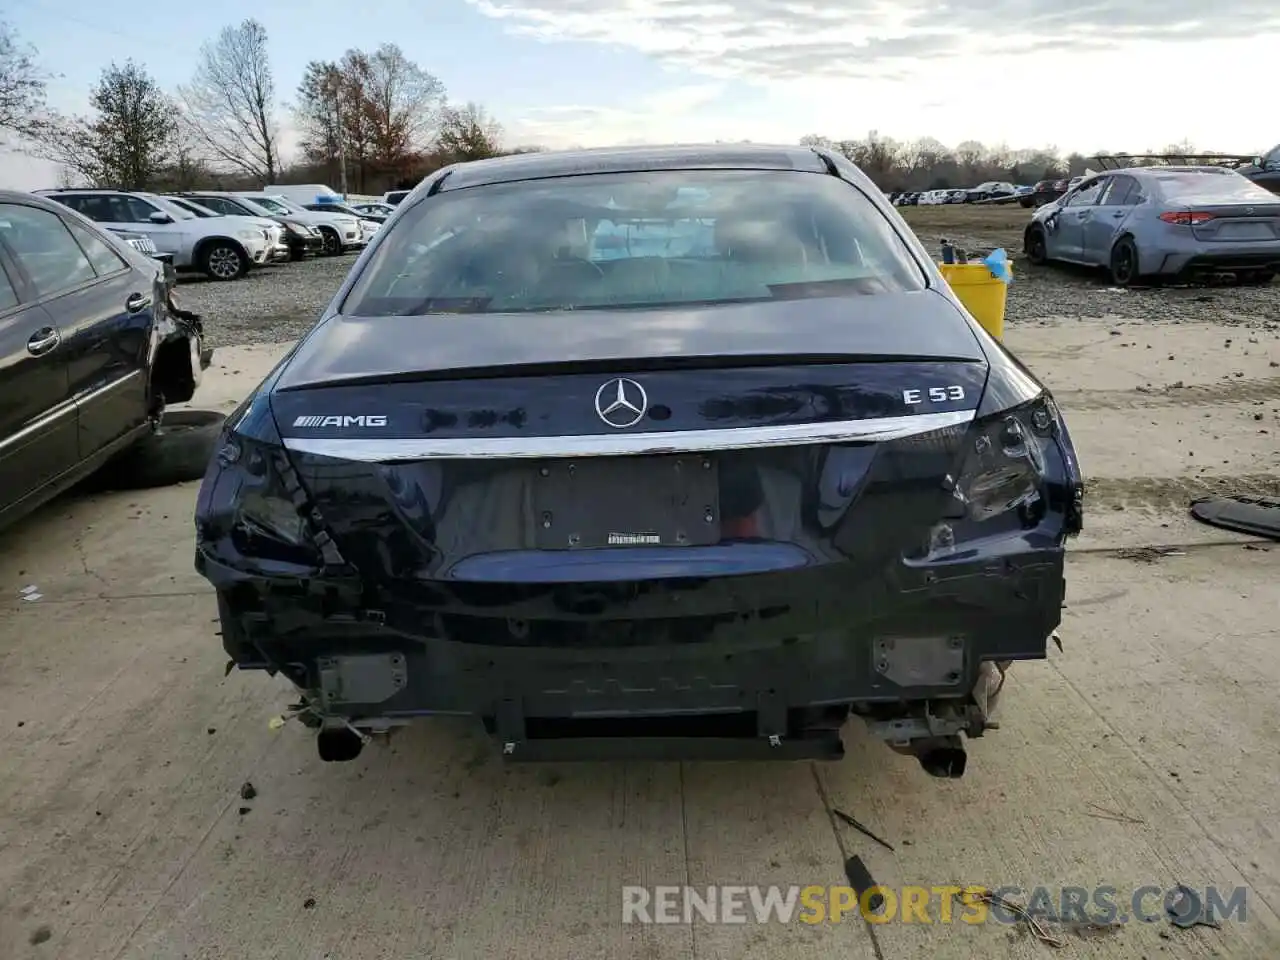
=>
[532,455,721,549]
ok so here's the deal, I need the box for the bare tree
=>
[436,101,502,162]
[794,133,1081,189]
[954,140,985,173]
[294,61,340,164]
[180,19,279,182]
[335,50,377,190]
[153,109,212,190]
[292,45,444,191]
[293,60,350,189]
[356,44,445,174]
[0,20,48,139]
[799,133,833,149]
[28,61,175,188]
[985,142,1013,171]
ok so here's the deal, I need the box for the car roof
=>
[0,189,98,209]
[438,143,830,191]
[41,188,130,195]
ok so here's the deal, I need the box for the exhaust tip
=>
[917,741,967,779]
[317,727,365,763]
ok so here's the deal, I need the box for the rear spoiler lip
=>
[272,353,986,391]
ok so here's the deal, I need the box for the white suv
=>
[44,190,270,281]
[234,193,365,256]
[166,195,290,263]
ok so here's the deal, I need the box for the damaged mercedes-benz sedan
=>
[194,144,1084,775]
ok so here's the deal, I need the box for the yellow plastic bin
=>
[938,262,1012,341]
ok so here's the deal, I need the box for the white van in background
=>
[263,184,344,206]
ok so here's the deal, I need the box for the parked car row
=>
[1029,176,1085,208]
[889,182,1036,207]
[30,188,387,282]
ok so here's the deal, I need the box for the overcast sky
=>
[4,0,1278,189]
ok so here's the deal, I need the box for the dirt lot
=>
[1,206,1279,959]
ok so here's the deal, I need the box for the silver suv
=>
[43,190,270,281]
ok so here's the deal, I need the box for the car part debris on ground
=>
[831,808,895,852]
[1190,494,1280,540]
[1114,545,1187,562]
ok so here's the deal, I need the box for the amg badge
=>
[293,415,389,428]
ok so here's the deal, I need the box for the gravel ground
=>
[179,206,1280,351]
[176,252,362,350]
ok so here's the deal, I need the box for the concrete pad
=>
[1004,318,1280,394]
[0,484,207,604]
[3,544,1278,958]
[1065,405,1280,480]
[0,592,693,960]
[818,545,1280,959]
[175,342,295,414]
[678,763,877,958]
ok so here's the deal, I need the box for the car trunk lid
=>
[274,358,982,587]
[1152,171,1280,242]
[269,292,987,605]
[1181,202,1280,242]
[275,290,984,390]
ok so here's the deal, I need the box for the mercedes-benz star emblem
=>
[594,378,649,428]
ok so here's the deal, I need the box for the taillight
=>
[1159,211,1216,226]
[918,396,1082,561]
[195,393,346,572]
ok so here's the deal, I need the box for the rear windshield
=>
[1153,171,1275,203]
[343,170,926,316]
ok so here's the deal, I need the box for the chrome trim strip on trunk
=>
[282,409,976,462]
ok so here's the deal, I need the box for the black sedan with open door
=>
[194,145,1084,775]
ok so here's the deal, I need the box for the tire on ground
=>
[1024,225,1048,265]
[93,410,226,491]
[199,240,248,281]
[1109,236,1140,287]
[318,227,342,256]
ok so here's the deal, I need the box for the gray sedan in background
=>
[1024,166,1280,286]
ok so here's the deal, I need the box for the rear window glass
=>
[343,170,926,316]
[1153,172,1275,202]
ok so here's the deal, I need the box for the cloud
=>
[469,0,1280,81]
[506,83,742,148]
